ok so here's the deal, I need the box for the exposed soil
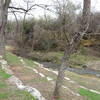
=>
[10,66,86,100]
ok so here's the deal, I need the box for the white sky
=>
[9,0,100,20]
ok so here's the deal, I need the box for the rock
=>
[82,64,88,69]
[0,55,3,59]
[87,61,100,70]
[47,77,53,81]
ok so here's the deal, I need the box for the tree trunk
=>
[0,32,5,56]
[53,50,69,99]
[0,0,4,56]
[0,0,11,57]
[53,0,91,99]
[81,0,91,32]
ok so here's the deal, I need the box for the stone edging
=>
[0,56,46,100]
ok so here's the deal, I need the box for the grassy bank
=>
[28,51,100,69]
[0,66,37,100]
[79,88,100,100]
[2,52,100,100]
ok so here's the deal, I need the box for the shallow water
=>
[40,62,100,78]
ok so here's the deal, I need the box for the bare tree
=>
[53,0,91,99]
[0,0,11,56]
[8,0,53,52]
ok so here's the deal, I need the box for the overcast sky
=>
[9,0,100,20]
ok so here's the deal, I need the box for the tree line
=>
[6,12,100,52]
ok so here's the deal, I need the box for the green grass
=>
[22,91,37,100]
[0,68,11,79]
[32,51,100,62]
[57,98,64,100]
[79,88,100,100]
[5,52,37,68]
[5,51,100,69]
[30,51,63,64]
[0,69,37,100]
[47,52,63,58]
[32,51,100,66]
[70,53,100,64]
[0,90,37,100]
[0,82,7,88]
[65,70,100,92]
[6,52,22,66]
[0,93,8,99]
[23,58,38,68]
[69,53,100,68]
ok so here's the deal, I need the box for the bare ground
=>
[10,66,86,100]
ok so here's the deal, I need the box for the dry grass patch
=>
[65,70,100,92]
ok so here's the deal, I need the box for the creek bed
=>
[40,62,100,78]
